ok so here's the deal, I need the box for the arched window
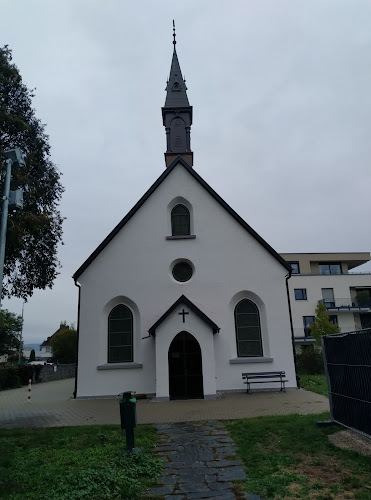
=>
[108,305,133,363]
[171,204,190,236]
[235,299,263,357]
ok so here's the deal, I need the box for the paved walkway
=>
[0,378,329,429]
[144,421,259,500]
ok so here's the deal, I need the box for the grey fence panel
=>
[322,329,371,437]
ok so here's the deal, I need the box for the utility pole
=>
[18,301,25,363]
[0,148,25,309]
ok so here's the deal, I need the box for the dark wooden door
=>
[168,331,204,400]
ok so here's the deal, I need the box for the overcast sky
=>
[1,0,371,344]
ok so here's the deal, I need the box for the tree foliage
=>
[0,308,22,356]
[0,45,64,299]
[51,328,77,363]
[309,301,341,345]
[29,348,35,362]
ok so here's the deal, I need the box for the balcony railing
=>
[293,325,369,340]
[293,328,314,339]
[290,272,371,276]
[321,298,371,310]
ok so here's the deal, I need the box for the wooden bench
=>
[242,371,287,394]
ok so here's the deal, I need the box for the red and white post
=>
[27,378,31,401]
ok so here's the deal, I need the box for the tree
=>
[310,301,341,345]
[0,46,64,300]
[51,328,77,364]
[0,309,22,356]
[29,349,35,362]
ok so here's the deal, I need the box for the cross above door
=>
[178,308,189,323]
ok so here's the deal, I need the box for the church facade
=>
[73,35,297,400]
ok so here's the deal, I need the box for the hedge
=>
[0,364,43,390]
[296,345,325,375]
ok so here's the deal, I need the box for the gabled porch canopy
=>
[148,295,220,336]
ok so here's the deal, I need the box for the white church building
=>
[73,34,297,400]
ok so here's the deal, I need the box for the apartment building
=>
[280,252,371,343]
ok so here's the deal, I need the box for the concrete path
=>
[143,421,260,500]
[0,378,329,429]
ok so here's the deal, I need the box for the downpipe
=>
[286,271,300,388]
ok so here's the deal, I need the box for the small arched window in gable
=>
[235,299,263,357]
[171,204,190,236]
[108,305,133,363]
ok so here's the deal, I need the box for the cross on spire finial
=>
[173,20,176,46]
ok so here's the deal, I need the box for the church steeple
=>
[162,21,193,168]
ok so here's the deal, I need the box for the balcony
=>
[293,328,316,344]
[321,298,371,312]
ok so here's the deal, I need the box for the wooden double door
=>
[168,331,204,400]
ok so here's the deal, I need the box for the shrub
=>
[17,364,35,385]
[51,328,77,363]
[296,346,324,375]
[0,365,20,390]
[0,364,44,390]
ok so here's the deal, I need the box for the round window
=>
[172,262,193,282]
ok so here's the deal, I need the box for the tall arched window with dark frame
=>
[108,305,133,363]
[234,299,263,357]
[171,204,190,236]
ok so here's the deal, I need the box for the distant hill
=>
[24,344,41,351]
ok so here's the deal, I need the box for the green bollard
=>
[119,391,137,453]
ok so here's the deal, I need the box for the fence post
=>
[321,335,334,422]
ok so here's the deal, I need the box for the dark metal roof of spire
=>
[164,21,190,108]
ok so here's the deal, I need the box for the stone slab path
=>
[143,421,260,500]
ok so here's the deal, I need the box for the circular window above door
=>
[172,261,193,282]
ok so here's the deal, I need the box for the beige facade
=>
[280,252,371,342]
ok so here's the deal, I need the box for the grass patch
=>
[227,413,371,499]
[300,374,328,397]
[0,425,162,500]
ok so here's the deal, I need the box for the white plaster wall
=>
[155,304,216,400]
[76,162,296,397]
[288,274,371,334]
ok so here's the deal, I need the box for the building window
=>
[235,299,263,357]
[294,289,307,300]
[108,305,133,363]
[288,261,300,274]
[322,288,335,307]
[172,261,193,282]
[329,315,338,325]
[319,263,342,275]
[171,204,190,236]
[303,316,315,337]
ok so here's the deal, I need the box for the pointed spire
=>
[162,21,193,168]
[164,21,189,108]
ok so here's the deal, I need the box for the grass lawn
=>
[227,413,371,500]
[299,375,328,397]
[0,425,162,500]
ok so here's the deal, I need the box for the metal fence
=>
[322,328,371,437]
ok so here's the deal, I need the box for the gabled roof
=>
[148,295,220,336]
[40,325,70,347]
[73,157,291,280]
